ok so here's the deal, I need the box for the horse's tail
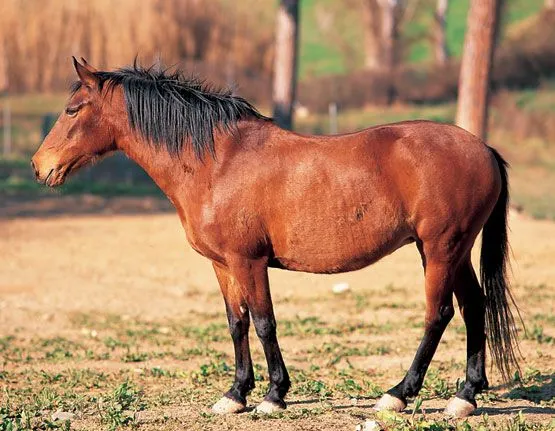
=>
[480,148,522,382]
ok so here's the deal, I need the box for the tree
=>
[361,0,403,104]
[361,0,382,70]
[0,32,7,93]
[272,0,300,129]
[456,0,502,139]
[434,0,449,66]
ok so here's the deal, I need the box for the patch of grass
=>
[0,404,71,431]
[180,323,229,343]
[280,315,396,338]
[251,405,332,421]
[420,368,454,400]
[190,361,233,385]
[508,369,554,405]
[334,374,384,399]
[524,325,554,345]
[121,351,149,363]
[172,346,228,361]
[291,378,332,399]
[307,342,390,366]
[280,316,342,337]
[98,381,145,431]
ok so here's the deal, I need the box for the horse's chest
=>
[179,205,257,263]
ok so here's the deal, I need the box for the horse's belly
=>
[270,225,414,274]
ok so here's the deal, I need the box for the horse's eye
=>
[65,106,81,117]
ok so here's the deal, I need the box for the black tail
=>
[480,148,522,382]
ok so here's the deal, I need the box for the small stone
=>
[51,410,75,421]
[42,313,54,322]
[332,282,350,294]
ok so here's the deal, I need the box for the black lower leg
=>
[253,314,290,407]
[456,290,488,406]
[388,304,455,403]
[225,305,255,405]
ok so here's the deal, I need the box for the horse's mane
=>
[72,64,270,159]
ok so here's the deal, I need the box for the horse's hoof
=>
[444,397,476,418]
[254,400,285,414]
[373,394,406,412]
[211,396,246,414]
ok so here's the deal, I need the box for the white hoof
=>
[373,394,406,412]
[444,397,476,418]
[254,400,285,414]
[211,396,246,414]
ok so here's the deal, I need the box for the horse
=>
[31,58,521,418]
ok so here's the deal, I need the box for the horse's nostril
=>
[30,159,39,178]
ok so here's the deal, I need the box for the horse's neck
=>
[116,118,272,214]
[117,135,200,205]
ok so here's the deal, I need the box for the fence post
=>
[328,102,338,135]
[42,113,56,139]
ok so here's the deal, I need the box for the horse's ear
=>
[72,56,98,89]
[80,57,98,73]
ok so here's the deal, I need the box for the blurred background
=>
[1,0,554,219]
[2,4,555,429]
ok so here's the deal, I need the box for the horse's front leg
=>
[219,257,290,414]
[211,263,255,414]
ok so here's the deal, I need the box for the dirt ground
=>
[1,199,554,430]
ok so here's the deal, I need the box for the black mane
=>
[73,64,270,158]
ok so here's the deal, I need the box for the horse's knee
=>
[227,313,249,340]
[253,315,277,342]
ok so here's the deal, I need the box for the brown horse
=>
[32,58,520,418]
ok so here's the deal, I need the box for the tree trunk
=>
[378,0,401,104]
[361,0,402,103]
[456,0,501,139]
[434,0,449,66]
[272,0,300,130]
[0,32,7,93]
[362,0,381,70]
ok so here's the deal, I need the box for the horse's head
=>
[31,57,119,187]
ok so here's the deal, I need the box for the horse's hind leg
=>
[445,258,488,417]
[374,242,456,412]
